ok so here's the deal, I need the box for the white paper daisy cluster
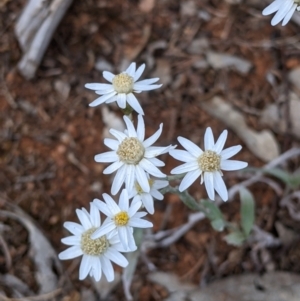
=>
[59,62,248,283]
[262,0,300,26]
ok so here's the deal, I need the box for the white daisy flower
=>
[169,127,248,201]
[92,189,153,250]
[58,203,130,282]
[128,175,169,214]
[85,62,162,115]
[262,0,300,26]
[95,114,173,195]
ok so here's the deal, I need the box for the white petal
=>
[144,146,169,158]
[139,158,166,178]
[171,161,199,174]
[93,199,113,217]
[220,145,242,160]
[134,78,159,85]
[64,221,84,236]
[126,93,144,115]
[220,160,248,171]
[213,172,228,201]
[103,193,121,214]
[262,0,282,15]
[134,64,145,81]
[111,165,127,195]
[61,236,81,246]
[104,138,119,151]
[85,83,113,90]
[129,218,153,228]
[204,127,215,151]
[76,209,92,230]
[105,248,128,267]
[150,189,164,201]
[118,226,130,249]
[123,115,137,137]
[128,197,142,216]
[135,165,150,193]
[91,258,102,282]
[213,130,227,153]
[95,88,115,95]
[146,157,165,167]
[79,255,93,280]
[103,71,115,82]
[133,84,162,91]
[94,151,118,163]
[125,62,136,77]
[125,164,135,192]
[143,124,163,148]
[90,202,101,227]
[59,245,83,260]
[109,129,127,142]
[119,189,129,211]
[137,114,145,141]
[153,179,169,189]
[169,149,196,162]
[178,169,202,192]
[271,0,294,25]
[103,160,124,174]
[204,172,215,200]
[141,193,155,214]
[178,136,203,157]
[89,92,117,107]
[100,256,115,282]
[282,4,297,25]
[116,93,127,109]
[91,221,116,239]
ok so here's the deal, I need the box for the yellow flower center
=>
[81,228,109,256]
[117,137,145,164]
[135,178,154,194]
[112,73,134,94]
[198,150,221,172]
[114,211,130,226]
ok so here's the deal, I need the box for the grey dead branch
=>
[0,202,63,296]
[148,271,300,301]
[15,0,73,79]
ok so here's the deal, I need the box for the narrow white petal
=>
[143,124,163,148]
[79,255,92,280]
[133,84,162,91]
[271,0,294,25]
[91,221,116,239]
[93,199,112,217]
[111,165,127,195]
[134,64,145,81]
[64,221,84,236]
[61,236,81,246]
[123,115,137,137]
[103,193,121,214]
[221,160,248,171]
[146,157,165,167]
[117,93,127,109]
[213,130,228,153]
[204,127,215,151]
[262,0,282,15]
[139,158,166,178]
[58,245,83,260]
[140,193,155,214]
[90,202,101,227]
[137,114,145,141]
[125,164,135,192]
[128,197,142,216]
[119,189,129,211]
[134,211,147,218]
[89,92,117,107]
[109,129,127,142]
[76,209,92,230]
[153,180,169,189]
[104,138,119,151]
[95,88,115,95]
[125,62,136,77]
[144,146,169,158]
[103,160,124,174]
[94,151,118,163]
[169,149,196,162]
[126,93,144,115]
[135,165,150,193]
[204,172,215,200]
[150,189,164,201]
[118,226,129,249]
[85,83,113,90]
[213,172,228,201]
[282,4,296,25]
[100,256,115,282]
[171,161,199,174]
[178,136,203,157]
[220,145,242,160]
[134,78,159,85]
[129,218,153,228]
[105,248,128,267]
[91,258,102,282]
[103,71,115,82]
[178,169,202,192]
